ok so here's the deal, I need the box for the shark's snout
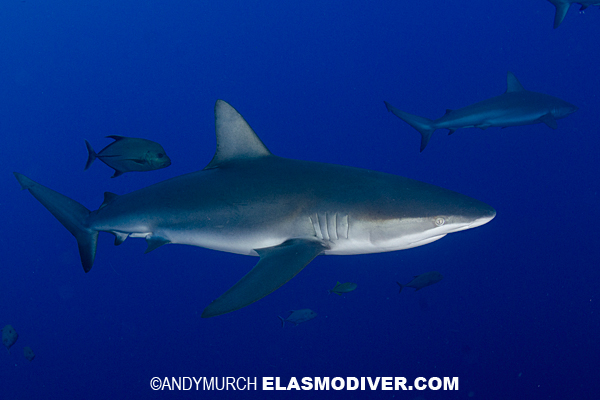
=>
[469,206,496,229]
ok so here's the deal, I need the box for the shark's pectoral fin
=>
[540,113,558,129]
[447,128,457,135]
[201,239,327,318]
[580,5,589,11]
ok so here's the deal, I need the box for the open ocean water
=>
[1,1,599,399]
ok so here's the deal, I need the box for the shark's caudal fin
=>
[396,281,404,294]
[201,239,327,318]
[549,0,571,29]
[204,100,273,169]
[84,140,97,170]
[13,173,98,272]
[384,101,435,152]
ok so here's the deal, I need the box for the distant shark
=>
[14,100,496,317]
[547,0,600,28]
[385,72,578,152]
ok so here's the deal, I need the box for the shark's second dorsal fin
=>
[204,100,272,170]
[506,71,525,93]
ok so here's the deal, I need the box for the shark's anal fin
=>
[540,113,558,129]
[113,232,128,246]
[201,239,327,318]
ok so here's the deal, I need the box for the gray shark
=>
[385,72,578,152]
[547,0,600,28]
[13,100,496,318]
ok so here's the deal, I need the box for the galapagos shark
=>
[547,0,600,28]
[385,72,578,152]
[13,100,495,317]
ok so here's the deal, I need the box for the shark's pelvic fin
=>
[506,72,526,93]
[201,239,327,318]
[145,236,170,253]
[204,100,273,170]
[13,172,98,272]
[384,101,435,152]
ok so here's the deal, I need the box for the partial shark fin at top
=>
[550,1,571,29]
[506,71,526,93]
[204,100,273,170]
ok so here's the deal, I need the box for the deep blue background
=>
[1,1,599,398]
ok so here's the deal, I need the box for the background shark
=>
[14,100,495,318]
[547,0,600,28]
[385,71,578,152]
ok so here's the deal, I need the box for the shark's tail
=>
[396,281,404,294]
[384,101,436,152]
[84,140,97,170]
[13,172,98,273]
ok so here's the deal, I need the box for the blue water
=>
[1,1,599,398]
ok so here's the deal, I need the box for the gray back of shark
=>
[84,135,171,178]
[279,309,317,327]
[14,100,495,318]
[547,1,600,28]
[385,71,577,151]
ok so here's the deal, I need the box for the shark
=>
[384,72,578,152]
[547,0,600,28]
[13,100,496,318]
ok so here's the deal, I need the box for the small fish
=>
[278,309,317,328]
[2,325,18,353]
[397,271,444,293]
[84,135,171,178]
[23,346,35,361]
[328,281,357,295]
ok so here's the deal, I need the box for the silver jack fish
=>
[85,135,171,178]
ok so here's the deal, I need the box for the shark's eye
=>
[157,153,164,158]
[434,217,445,226]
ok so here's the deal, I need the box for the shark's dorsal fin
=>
[106,135,127,141]
[506,72,525,93]
[100,192,119,209]
[204,100,272,170]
